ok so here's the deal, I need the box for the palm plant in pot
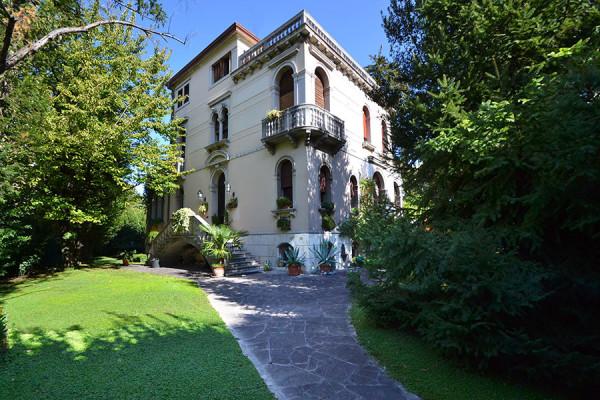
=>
[283,247,305,276]
[200,224,245,277]
[311,240,338,273]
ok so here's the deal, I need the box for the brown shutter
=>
[363,108,370,141]
[279,70,294,110]
[315,73,325,109]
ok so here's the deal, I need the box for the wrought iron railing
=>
[262,104,344,141]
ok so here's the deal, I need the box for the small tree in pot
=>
[283,247,305,276]
[200,224,245,277]
[311,240,338,274]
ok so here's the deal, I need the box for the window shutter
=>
[315,73,325,109]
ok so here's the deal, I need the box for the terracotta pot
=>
[212,265,225,277]
[287,263,302,276]
[122,259,129,266]
[319,263,333,273]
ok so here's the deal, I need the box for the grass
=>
[0,269,273,399]
[350,305,560,400]
[90,253,147,268]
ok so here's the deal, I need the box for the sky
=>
[157,0,392,74]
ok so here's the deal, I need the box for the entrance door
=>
[217,173,226,224]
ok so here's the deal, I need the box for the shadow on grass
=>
[0,312,272,400]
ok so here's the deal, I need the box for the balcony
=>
[261,104,345,155]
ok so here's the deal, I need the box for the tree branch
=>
[0,19,185,75]
[0,15,16,72]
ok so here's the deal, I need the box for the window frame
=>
[211,52,231,84]
[175,82,190,110]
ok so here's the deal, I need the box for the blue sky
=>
[158,0,391,74]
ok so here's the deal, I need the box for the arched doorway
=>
[213,171,226,225]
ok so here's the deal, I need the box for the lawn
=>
[351,305,560,400]
[0,269,272,399]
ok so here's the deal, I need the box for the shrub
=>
[0,305,7,352]
[351,215,600,391]
[277,217,291,232]
[321,214,336,231]
[171,208,192,234]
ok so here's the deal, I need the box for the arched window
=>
[394,182,401,206]
[362,106,370,142]
[212,113,220,142]
[382,120,388,153]
[319,165,332,204]
[350,175,358,209]
[278,159,293,205]
[314,68,329,110]
[221,108,228,140]
[373,172,384,200]
[278,67,294,111]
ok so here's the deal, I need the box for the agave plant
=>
[200,224,245,266]
[311,239,338,267]
[283,246,305,267]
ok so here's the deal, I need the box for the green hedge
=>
[349,217,600,394]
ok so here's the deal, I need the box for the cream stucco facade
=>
[150,10,401,271]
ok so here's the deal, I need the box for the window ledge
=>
[272,208,296,218]
[362,141,375,151]
[205,139,229,153]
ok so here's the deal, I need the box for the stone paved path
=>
[197,271,418,400]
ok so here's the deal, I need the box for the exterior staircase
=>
[226,247,262,276]
[149,209,261,276]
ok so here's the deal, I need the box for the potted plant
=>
[277,216,291,231]
[200,224,245,277]
[276,196,292,209]
[198,202,208,217]
[226,196,238,210]
[121,250,134,267]
[311,240,338,274]
[283,247,305,276]
[265,109,282,121]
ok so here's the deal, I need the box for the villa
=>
[148,10,401,273]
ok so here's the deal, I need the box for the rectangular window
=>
[212,53,231,83]
[176,83,189,109]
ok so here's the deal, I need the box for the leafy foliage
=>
[200,224,245,265]
[283,247,305,267]
[0,305,7,352]
[310,240,337,267]
[359,1,600,392]
[0,2,183,271]
[171,208,193,235]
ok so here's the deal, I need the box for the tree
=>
[0,2,184,270]
[360,0,600,392]
[0,0,183,76]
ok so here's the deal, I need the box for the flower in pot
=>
[265,109,282,121]
[311,240,338,274]
[283,247,305,276]
[276,196,292,209]
[200,224,245,277]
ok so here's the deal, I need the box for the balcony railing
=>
[263,105,344,139]
[261,104,345,154]
[237,11,375,86]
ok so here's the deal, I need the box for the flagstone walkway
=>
[196,271,418,400]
